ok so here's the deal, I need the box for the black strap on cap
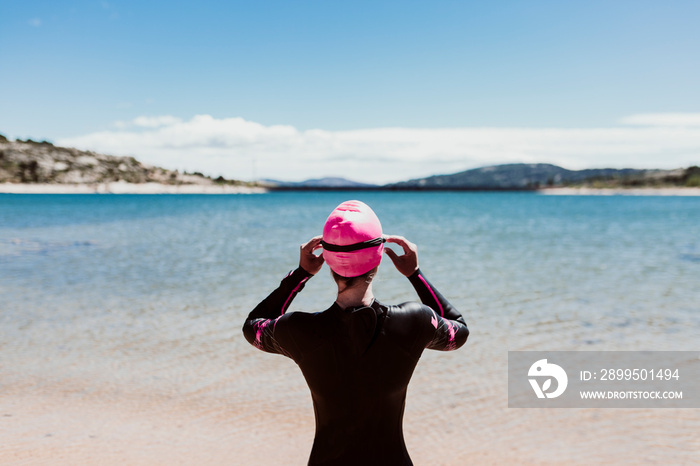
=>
[321,237,386,252]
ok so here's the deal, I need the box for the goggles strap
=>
[321,237,385,252]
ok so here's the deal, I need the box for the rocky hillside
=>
[564,166,700,188]
[0,134,249,186]
[388,163,700,189]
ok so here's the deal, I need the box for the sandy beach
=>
[0,182,267,194]
[3,350,698,465]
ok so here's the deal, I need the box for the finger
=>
[383,234,404,244]
[302,236,323,251]
[383,235,404,250]
[384,247,400,263]
[312,236,325,253]
[384,235,413,255]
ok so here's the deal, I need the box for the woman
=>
[243,200,469,465]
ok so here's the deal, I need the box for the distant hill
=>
[388,163,699,189]
[3,132,698,191]
[261,177,378,188]
[0,134,252,187]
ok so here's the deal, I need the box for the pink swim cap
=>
[322,200,384,278]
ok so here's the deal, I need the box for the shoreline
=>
[2,182,700,195]
[0,182,267,194]
[537,187,700,196]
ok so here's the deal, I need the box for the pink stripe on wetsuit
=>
[418,273,444,317]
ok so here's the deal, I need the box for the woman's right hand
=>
[383,235,419,277]
[300,236,325,275]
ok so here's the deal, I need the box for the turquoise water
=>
[3,191,698,337]
[2,191,699,379]
[1,192,699,463]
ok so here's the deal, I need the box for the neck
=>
[335,283,374,310]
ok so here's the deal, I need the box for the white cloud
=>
[620,113,700,127]
[57,114,700,184]
[132,115,183,128]
[28,18,42,27]
[114,115,183,129]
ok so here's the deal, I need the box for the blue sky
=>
[2,1,699,183]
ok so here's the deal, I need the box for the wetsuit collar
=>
[338,298,385,314]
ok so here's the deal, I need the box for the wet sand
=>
[3,345,698,465]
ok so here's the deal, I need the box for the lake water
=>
[1,192,699,464]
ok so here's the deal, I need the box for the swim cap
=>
[322,200,384,278]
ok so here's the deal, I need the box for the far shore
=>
[2,182,700,195]
[537,186,700,196]
[0,182,267,194]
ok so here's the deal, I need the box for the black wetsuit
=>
[242,267,469,466]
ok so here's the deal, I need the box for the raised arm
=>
[384,235,469,351]
[407,269,468,351]
[242,236,324,353]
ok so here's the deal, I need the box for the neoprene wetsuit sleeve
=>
[407,268,469,351]
[242,267,312,354]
